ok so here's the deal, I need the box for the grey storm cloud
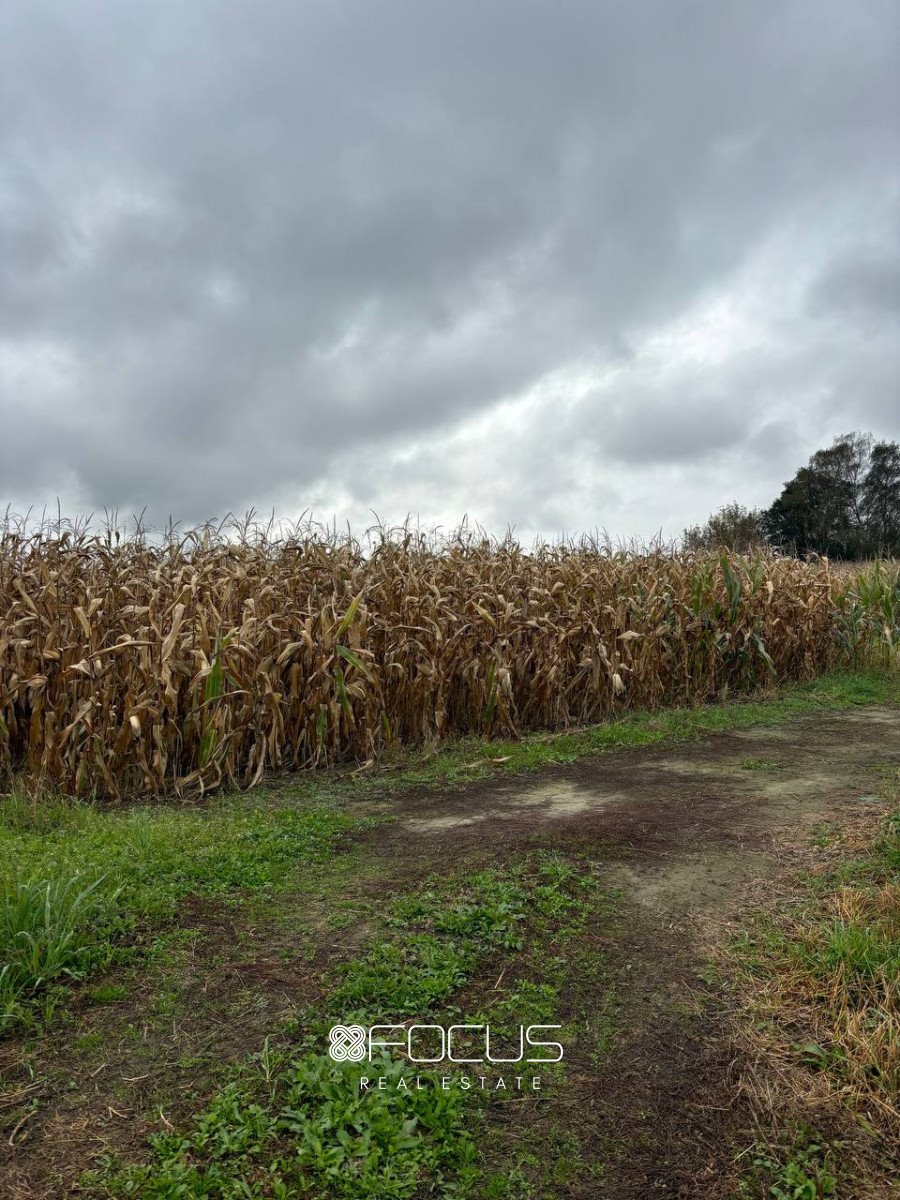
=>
[595,396,744,466]
[1,0,898,537]
[808,255,900,321]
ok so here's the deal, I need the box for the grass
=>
[1,667,896,1034]
[0,796,368,1031]
[730,764,900,1194]
[0,874,120,1029]
[88,857,614,1199]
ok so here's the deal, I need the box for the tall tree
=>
[763,431,895,558]
[763,465,850,556]
[862,441,900,555]
[809,431,873,552]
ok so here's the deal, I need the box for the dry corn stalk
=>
[0,519,873,799]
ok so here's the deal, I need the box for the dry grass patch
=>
[728,770,900,1196]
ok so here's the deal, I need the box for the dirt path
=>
[379,707,899,877]
[358,706,900,1196]
[4,705,898,1198]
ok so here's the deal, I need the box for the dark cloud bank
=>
[1,0,898,539]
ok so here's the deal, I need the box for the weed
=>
[741,1133,838,1199]
[740,757,784,771]
[0,872,117,1031]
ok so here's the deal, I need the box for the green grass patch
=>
[88,857,616,1199]
[814,920,900,982]
[0,796,368,1032]
[0,874,120,1032]
[739,757,784,772]
[101,1056,480,1200]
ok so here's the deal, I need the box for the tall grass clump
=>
[0,515,892,799]
[0,871,115,1030]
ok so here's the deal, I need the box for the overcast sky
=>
[2,1,898,541]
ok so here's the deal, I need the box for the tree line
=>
[684,432,900,559]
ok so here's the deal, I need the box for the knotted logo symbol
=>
[328,1024,367,1062]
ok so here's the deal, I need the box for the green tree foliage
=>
[686,432,900,559]
[765,432,899,558]
[763,466,842,556]
[862,440,900,555]
[683,502,767,553]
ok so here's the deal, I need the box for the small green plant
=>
[742,1135,838,1199]
[87,982,129,1004]
[99,1054,478,1199]
[0,872,116,1031]
[740,757,784,772]
[330,935,471,1017]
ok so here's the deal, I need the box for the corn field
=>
[0,521,896,799]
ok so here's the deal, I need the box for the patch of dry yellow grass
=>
[727,773,900,1192]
